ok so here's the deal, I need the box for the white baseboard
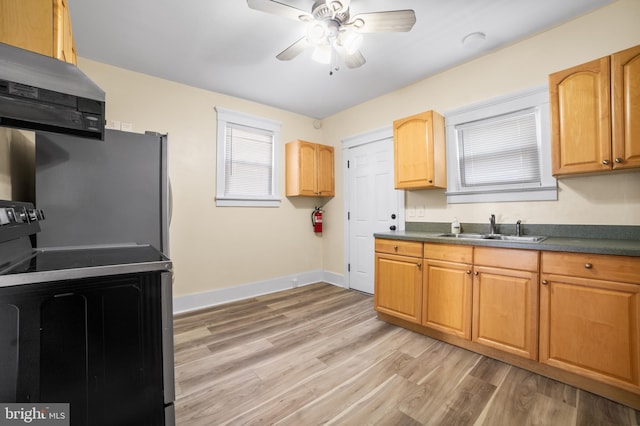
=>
[173,269,345,314]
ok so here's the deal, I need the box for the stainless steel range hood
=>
[0,42,106,140]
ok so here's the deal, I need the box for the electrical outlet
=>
[106,119,121,130]
[121,122,133,132]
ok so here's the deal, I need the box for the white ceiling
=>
[67,0,613,119]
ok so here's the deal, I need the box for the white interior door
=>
[347,136,402,294]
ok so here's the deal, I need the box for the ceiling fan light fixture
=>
[338,29,363,55]
[306,21,328,45]
[311,44,332,64]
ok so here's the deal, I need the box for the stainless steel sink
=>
[437,233,547,243]
[438,233,487,239]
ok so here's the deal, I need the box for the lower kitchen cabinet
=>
[374,239,423,324]
[540,251,640,393]
[422,243,473,339]
[472,247,539,360]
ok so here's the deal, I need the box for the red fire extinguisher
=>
[312,207,323,234]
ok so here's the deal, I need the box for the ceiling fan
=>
[247,0,416,71]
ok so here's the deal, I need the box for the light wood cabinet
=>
[374,239,423,324]
[393,110,446,189]
[374,239,640,408]
[549,44,640,175]
[540,251,640,393]
[0,0,77,64]
[285,140,334,197]
[422,243,473,339]
[472,247,539,360]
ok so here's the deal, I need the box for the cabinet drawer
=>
[424,243,472,264]
[542,252,640,284]
[375,239,423,257]
[475,247,539,272]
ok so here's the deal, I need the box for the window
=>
[215,107,281,207]
[445,86,557,203]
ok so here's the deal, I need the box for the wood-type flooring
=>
[173,282,640,425]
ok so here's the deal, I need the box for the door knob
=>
[390,225,397,231]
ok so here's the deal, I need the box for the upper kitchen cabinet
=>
[549,44,640,176]
[285,140,334,197]
[393,110,446,189]
[0,0,77,64]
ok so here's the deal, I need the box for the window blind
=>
[457,109,540,188]
[224,123,274,197]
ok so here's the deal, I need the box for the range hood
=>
[0,42,105,140]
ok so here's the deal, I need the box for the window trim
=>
[444,85,557,204]
[215,107,282,207]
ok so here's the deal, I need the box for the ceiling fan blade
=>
[246,0,312,22]
[335,46,366,69]
[348,10,416,33]
[276,37,311,61]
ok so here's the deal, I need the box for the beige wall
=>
[320,0,640,274]
[0,128,35,202]
[74,0,640,298]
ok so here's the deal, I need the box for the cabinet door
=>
[473,266,538,360]
[53,0,77,64]
[316,144,335,196]
[612,44,640,170]
[550,57,611,175]
[393,111,446,190]
[286,140,317,196]
[422,259,472,339]
[0,0,54,57]
[374,252,422,324]
[539,275,640,393]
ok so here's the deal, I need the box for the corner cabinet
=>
[374,239,423,324]
[540,251,640,394]
[393,110,446,189]
[0,0,77,64]
[285,140,334,197]
[549,44,640,176]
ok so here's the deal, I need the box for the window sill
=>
[445,186,557,204]
[215,197,281,207]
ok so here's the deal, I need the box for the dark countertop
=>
[374,230,640,257]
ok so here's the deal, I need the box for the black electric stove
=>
[0,200,175,426]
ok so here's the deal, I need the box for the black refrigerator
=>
[35,129,170,255]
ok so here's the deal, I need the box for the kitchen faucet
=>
[489,214,496,234]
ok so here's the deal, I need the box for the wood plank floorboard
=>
[174,283,640,425]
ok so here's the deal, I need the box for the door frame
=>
[342,125,405,291]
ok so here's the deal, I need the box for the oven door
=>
[0,271,168,426]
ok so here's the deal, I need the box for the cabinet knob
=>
[428,179,433,183]
[584,263,593,269]
[615,157,623,163]
[393,245,398,251]
[602,159,610,165]
[466,270,471,274]
[416,263,422,270]
[390,225,397,231]
[542,280,548,285]
[473,271,478,276]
